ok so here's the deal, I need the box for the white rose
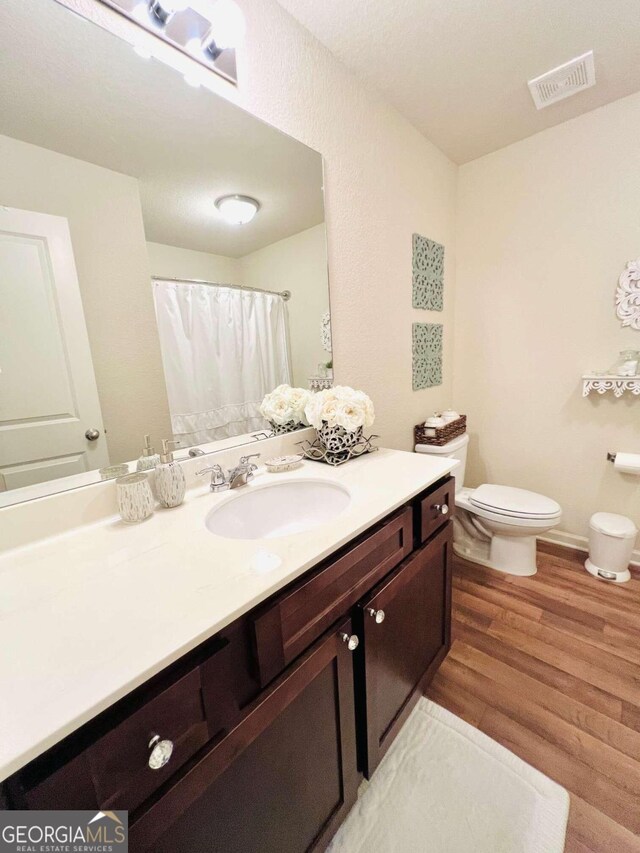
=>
[260,384,306,425]
[305,385,375,430]
[287,387,312,423]
[335,400,365,432]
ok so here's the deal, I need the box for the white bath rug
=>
[328,698,569,853]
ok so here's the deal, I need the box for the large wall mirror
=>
[0,0,331,507]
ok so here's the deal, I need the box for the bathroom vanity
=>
[0,453,455,852]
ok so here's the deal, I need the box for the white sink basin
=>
[205,479,351,540]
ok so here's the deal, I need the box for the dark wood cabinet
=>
[417,477,455,545]
[87,668,210,813]
[252,507,413,687]
[8,477,454,853]
[131,621,359,853]
[356,523,453,776]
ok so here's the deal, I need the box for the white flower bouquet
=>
[304,386,375,433]
[303,386,375,460]
[260,384,312,433]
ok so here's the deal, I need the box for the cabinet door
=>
[131,620,360,853]
[356,523,452,777]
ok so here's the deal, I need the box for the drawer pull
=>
[433,503,449,515]
[340,633,359,652]
[148,735,174,770]
[367,608,386,624]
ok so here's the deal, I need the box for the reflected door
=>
[0,207,108,492]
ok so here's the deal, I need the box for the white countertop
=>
[0,449,454,781]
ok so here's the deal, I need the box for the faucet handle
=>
[197,464,225,481]
[197,464,228,492]
[239,453,261,467]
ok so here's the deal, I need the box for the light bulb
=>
[215,195,260,225]
[159,0,190,12]
[130,1,150,22]
[204,0,245,51]
[185,36,202,55]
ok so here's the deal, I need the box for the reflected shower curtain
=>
[153,280,292,444]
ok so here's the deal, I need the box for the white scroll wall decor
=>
[616,259,640,330]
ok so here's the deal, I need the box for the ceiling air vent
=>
[527,51,595,109]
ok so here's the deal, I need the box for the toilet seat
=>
[469,484,561,520]
[456,485,562,530]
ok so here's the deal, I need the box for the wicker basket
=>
[414,414,467,447]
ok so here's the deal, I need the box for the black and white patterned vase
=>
[317,423,363,460]
[269,420,305,435]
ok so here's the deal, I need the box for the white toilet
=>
[416,434,562,576]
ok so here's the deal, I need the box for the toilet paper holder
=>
[607,451,640,474]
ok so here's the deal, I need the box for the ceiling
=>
[0,0,324,257]
[277,0,640,164]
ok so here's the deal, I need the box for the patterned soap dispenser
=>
[136,434,161,472]
[156,439,186,508]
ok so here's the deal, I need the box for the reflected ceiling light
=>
[215,195,260,225]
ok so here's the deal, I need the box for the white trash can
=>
[585,512,637,583]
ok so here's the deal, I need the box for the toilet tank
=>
[415,433,469,492]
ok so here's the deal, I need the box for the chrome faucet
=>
[197,453,261,492]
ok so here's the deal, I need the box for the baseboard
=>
[538,529,640,568]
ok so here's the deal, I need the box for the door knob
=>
[148,734,174,770]
[367,608,385,624]
[85,428,101,441]
[340,633,359,651]
[433,503,449,515]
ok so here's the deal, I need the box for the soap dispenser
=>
[136,434,161,472]
[156,439,186,508]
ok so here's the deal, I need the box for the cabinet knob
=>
[433,503,449,515]
[148,734,174,770]
[367,607,385,624]
[340,632,359,651]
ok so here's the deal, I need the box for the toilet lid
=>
[470,484,561,519]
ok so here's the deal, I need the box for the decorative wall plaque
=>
[615,259,640,330]
[412,234,444,311]
[412,323,443,390]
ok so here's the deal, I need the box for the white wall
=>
[241,224,329,387]
[146,241,242,284]
[455,91,640,549]
[0,134,172,465]
[60,0,458,451]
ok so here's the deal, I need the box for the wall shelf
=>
[582,375,640,397]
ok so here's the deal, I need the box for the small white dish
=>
[264,454,304,473]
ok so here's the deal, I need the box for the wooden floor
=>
[424,543,640,852]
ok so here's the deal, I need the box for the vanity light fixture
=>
[202,0,246,58]
[215,195,261,225]
[148,0,189,25]
[97,0,243,85]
